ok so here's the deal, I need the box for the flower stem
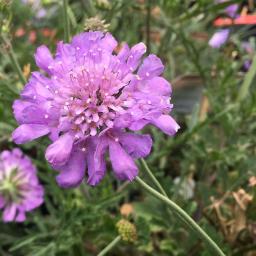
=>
[62,0,70,42]
[135,176,225,256]
[140,159,167,197]
[146,0,151,53]
[97,236,121,256]
[238,54,256,101]
[1,35,26,84]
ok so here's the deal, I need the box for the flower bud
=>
[116,219,137,243]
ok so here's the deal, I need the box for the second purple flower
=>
[12,31,179,188]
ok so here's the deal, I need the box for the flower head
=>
[0,148,44,222]
[12,31,179,187]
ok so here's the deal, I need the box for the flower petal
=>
[87,137,108,186]
[151,114,180,136]
[138,54,164,79]
[146,77,171,96]
[3,204,17,222]
[12,124,50,144]
[56,146,86,188]
[13,100,33,124]
[34,45,54,73]
[13,103,47,125]
[100,33,118,53]
[109,141,138,181]
[119,133,152,159]
[127,42,146,71]
[45,133,74,166]
[129,119,150,131]
[21,73,53,100]
[24,187,44,211]
[15,211,26,222]
[117,43,130,61]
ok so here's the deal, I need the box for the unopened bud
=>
[116,219,137,243]
[84,16,110,32]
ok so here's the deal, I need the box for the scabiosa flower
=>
[0,148,44,222]
[12,31,179,188]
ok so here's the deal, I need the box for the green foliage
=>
[0,0,256,255]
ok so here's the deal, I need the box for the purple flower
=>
[12,31,179,188]
[209,29,230,48]
[209,1,239,49]
[216,0,239,18]
[0,148,44,222]
[225,4,238,18]
[243,60,251,71]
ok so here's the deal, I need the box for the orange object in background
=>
[214,15,256,26]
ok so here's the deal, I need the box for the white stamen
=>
[44,114,49,119]
[90,128,97,136]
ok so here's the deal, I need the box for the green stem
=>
[140,159,192,225]
[140,159,167,197]
[237,54,256,102]
[135,176,225,256]
[1,36,26,84]
[146,0,151,53]
[63,0,70,42]
[97,236,121,256]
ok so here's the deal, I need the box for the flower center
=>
[57,65,129,138]
[0,168,28,204]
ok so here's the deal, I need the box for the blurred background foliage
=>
[0,0,256,255]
